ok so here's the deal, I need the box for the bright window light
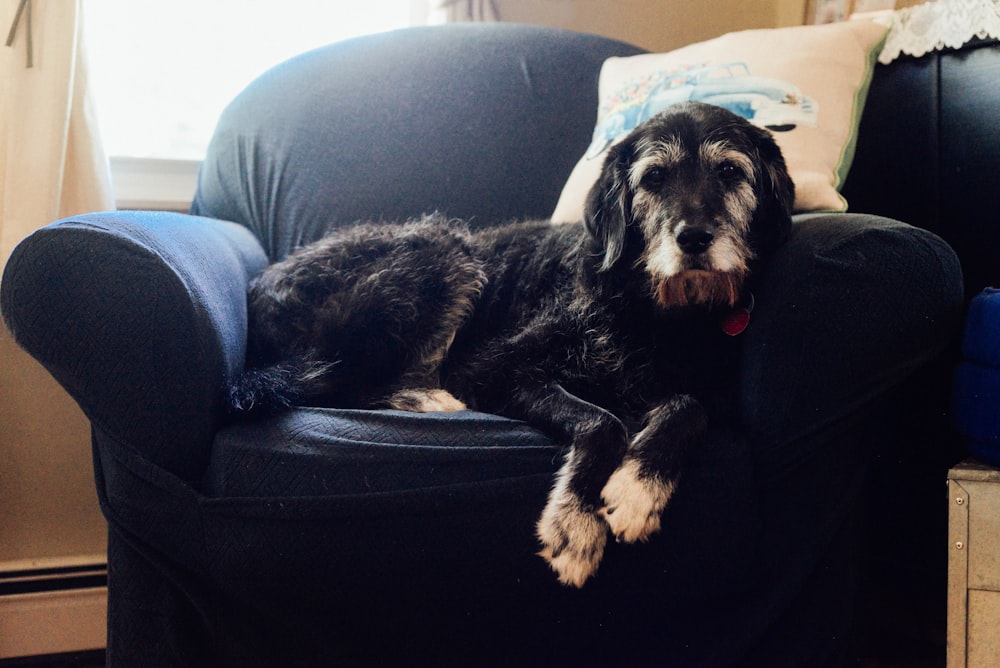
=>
[84,1,418,161]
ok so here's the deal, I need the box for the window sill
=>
[109,156,200,212]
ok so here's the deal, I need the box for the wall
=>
[454,0,930,52]
[0,328,107,569]
[477,0,805,52]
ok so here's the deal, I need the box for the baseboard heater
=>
[0,560,107,660]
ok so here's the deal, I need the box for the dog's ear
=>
[750,127,795,255]
[583,139,634,272]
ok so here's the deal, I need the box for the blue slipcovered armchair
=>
[2,24,964,666]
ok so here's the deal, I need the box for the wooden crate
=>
[948,459,1000,667]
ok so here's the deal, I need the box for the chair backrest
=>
[190,23,644,261]
[842,38,1000,299]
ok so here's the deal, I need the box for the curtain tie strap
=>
[5,0,33,68]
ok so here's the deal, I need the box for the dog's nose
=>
[676,225,715,254]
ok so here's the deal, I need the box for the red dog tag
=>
[721,293,754,336]
[721,308,751,336]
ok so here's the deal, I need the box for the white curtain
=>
[2,0,113,265]
[438,0,501,22]
[1,0,111,570]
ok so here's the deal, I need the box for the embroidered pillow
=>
[551,20,889,221]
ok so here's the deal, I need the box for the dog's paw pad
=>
[417,389,467,412]
[388,388,466,412]
[536,499,608,588]
[599,459,675,544]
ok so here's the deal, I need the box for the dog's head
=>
[583,101,794,310]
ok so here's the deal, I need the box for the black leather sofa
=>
[4,23,993,667]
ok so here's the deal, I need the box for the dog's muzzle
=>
[653,221,747,309]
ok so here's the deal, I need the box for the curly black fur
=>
[231,102,794,586]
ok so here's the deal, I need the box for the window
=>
[84,0,427,208]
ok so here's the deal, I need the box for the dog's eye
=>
[641,167,668,190]
[717,161,742,182]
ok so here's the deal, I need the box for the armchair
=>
[1,24,964,666]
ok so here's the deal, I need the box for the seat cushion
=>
[201,407,762,605]
[205,408,556,497]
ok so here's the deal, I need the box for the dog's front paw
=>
[536,494,608,588]
[599,458,676,543]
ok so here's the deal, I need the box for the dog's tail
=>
[227,356,336,416]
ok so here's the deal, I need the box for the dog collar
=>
[721,292,754,336]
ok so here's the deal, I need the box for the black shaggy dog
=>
[231,101,795,587]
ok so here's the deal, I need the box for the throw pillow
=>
[551,19,889,221]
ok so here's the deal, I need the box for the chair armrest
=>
[1,211,268,481]
[740,212,965,457]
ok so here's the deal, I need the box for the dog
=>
[230,101,795,587]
